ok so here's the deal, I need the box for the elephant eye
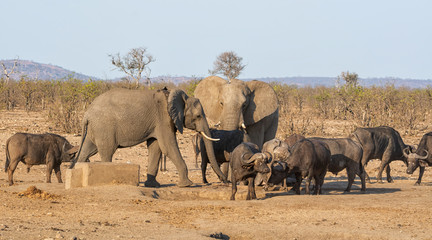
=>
[219,101,223,106]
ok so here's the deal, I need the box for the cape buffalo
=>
[350,126,413,183]
[5,133,78,185]
[285,139,330,195]
[310,137,366,192]
[404,132,431,185]
[284,134,305,148]
[260,138,292,190]
[230,142,270,200]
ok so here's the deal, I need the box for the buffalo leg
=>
[247,177,256,200]
[7,160,20,186]
[292,172,302,195]
[305,177,311,195]
[377,150,393,183]
[220,162,229,182]
[54,165,62,183]
[345,168,356,192]
[415,166,425,185]
[313,176,320,195]
[46,161,54,183]
[230,171,237,200]
[385,164,393,183]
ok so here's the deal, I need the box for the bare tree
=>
[1,58,19,110]
[209,51,246,82]
[109,47,155,88]
[1,58,19,84]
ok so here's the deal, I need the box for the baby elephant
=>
[194,129,244,183]
[230,142,270,200]
[5,133,78,185]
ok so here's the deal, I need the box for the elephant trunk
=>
[201,122,227,183]
[221,110,245,131]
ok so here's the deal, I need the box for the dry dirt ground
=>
[0,110,432,240]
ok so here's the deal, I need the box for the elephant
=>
[194,76,279,149]
[70,88,226,187]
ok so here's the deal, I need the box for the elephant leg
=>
[145,139,162,188]
[96,139,117,163]
[245,124,265,149]
[201,149,209,184]
[162,141,193,188]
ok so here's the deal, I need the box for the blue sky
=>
[1,0,431,80]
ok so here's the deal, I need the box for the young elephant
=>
[5,133,78,185]
[230,142,270,200]
[195,129,244,183]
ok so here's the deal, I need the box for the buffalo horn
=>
[416,150,429,160]
[241,152,255,165]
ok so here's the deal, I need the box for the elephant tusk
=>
[241,123,247,129]
[200,131,220,141]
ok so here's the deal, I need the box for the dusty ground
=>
[0,110,431,240]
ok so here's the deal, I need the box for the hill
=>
[0,59,97,80]
[1,59,431,88]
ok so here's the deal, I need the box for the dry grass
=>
[1,77,431,136]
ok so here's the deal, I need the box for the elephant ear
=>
[168,89,188,134]
[194,76,227,123]
[244,80,279,126]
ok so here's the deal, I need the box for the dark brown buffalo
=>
[5,133,78,185]
[284,139,330,195]
[230,142,270,200]
[284,134,305,148]
[310,137,366,192]
[404,132,431,185]
[350,126,413,183]
[194,129,244,183]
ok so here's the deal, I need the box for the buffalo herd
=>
[3,125,432,200]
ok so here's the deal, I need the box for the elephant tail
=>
[69,118,89,169]
[4,138,10,172]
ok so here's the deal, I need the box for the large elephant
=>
[70,88,226,187]
[194,76,279,148]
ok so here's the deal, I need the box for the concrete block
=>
[65,162,140,189]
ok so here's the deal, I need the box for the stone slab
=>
[65,162,140,189]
